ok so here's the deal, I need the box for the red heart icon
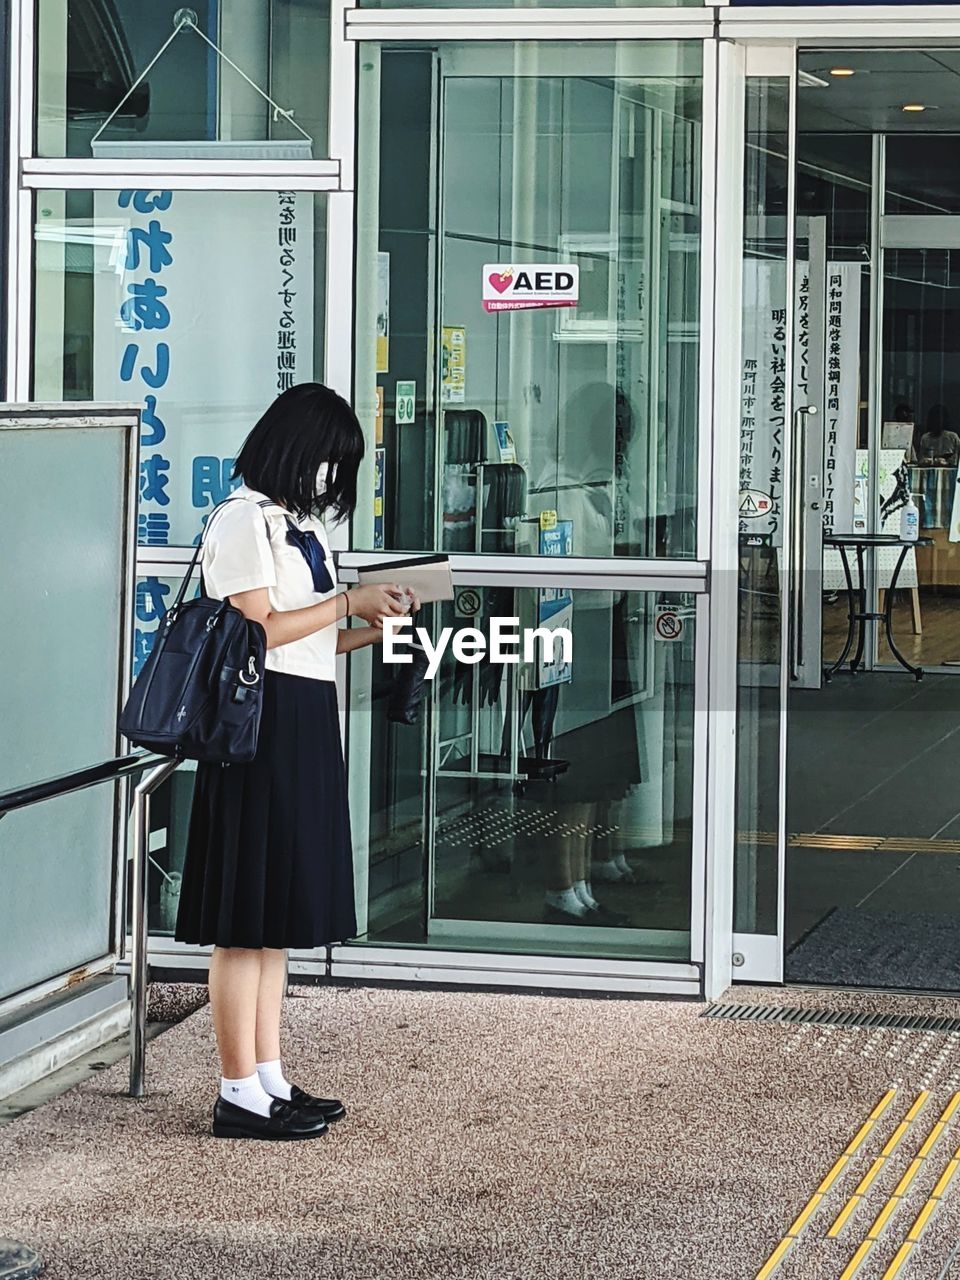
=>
[488,271,512,295]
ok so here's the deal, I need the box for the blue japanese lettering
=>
[133,628,157,677]
[121,343,170,390]
[140,395,167,446]
[121,279,170,331]
[138,512,171,546]
[118,190,173,213]
[125,220,174,273]
[136,576,171,624]
[140,454,171,505]
[192,456,239,508]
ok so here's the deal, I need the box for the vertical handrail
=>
[129,757,182,1098]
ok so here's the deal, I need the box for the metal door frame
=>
[728,31,960,987]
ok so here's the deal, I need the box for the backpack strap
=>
[171,495,270,612]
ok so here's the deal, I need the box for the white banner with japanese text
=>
[740,260,861,547]
[93,188,314,672]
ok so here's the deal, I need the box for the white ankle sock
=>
[545,887,588,917]
[220,1072,273,1117]
[257,1058,293,1101]
[613,853,632,874]
[573,879,599,910]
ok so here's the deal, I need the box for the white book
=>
[356,554,454,603]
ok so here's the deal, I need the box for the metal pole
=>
[129,758,181,1098]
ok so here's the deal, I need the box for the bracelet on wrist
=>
[343,589,352,619]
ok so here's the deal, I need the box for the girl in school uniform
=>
[175,382,413,1141]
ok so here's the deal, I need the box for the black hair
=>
[926,403,951,437]
[233,383,365,522]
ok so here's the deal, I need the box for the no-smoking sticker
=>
[455,588,482,618]
[655,607,684,643]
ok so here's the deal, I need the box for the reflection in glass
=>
[347,588,695,961]
[734,80,789,936]
[878,248,960,668]
[33,189,327,547]
[355,42,703,559]
[131,573,198,938]
[37,0,329,158]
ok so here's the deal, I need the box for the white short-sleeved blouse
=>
[202,483,338,682]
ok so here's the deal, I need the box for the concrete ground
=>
[5,984,960,1278]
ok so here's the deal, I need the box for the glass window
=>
[347,587,696,961]
[354,42,703,559]
[735,78,789,937]
[132,569,198,937]
[33,188,327,546]
[1,418,128,997]
[37,1,329,158]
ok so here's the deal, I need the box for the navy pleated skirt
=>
[175,672,357,950]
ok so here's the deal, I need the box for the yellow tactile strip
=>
[880,1138,960,1279]
[755,1089,960,1280]
[755,1089,897,1280]
[829,1091,931,1243]
[738,830,960,855]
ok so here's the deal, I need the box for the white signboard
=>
[94,188,314,552]
[482,264,579,314]
[740,260,861,546]
[819,265,862,537]
[93,188,313,674]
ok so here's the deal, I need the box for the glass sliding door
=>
[732,57,795,980]
[353,40,704,562]
[346,37,708,980]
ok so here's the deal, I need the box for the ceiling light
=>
[830,67,856,77]
[902,103,927,112]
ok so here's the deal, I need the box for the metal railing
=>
[0,750,180,1097]
[127,757,181,1096]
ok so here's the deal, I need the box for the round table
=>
[822,532,933,682]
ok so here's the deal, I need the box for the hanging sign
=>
[819,265,862,537]
[739,260,860,546]
[91,188,313,672]
[482,264,579,313]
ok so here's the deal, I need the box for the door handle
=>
[790,404,818,681]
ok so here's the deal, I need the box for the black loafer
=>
[586,903,633,927]
[288,1085,347,1123]
[212,1096,329,1140]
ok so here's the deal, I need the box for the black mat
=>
[786,907,960,991]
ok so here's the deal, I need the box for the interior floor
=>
[786,672,960,989]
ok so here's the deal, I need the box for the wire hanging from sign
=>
[91,7,314,150]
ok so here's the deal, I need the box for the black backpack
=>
[119,499,267,764]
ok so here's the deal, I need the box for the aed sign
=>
[482,264,579,314]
